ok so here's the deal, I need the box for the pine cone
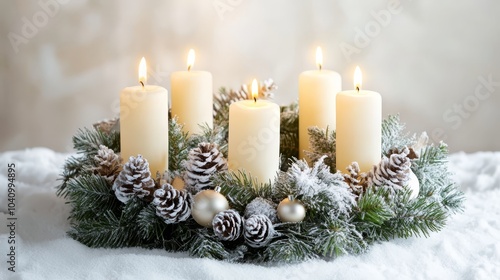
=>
[93,145,122,184]
[213,88,248,118]
[212,209,243,241]
[112,155,156,203]
[239,84,250,99]
[184,143,227,193]
[153,184,192,224]
[367,147,411,195]
[244,215,274,248]
[244,197,278,223]
[389,145,419,160]
[93,117,119,134]
[259,79,277,100]
[238,79,276,100]
[343,162,367,196]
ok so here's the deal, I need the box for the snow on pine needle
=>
[275,156,356,218]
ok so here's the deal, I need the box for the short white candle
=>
[299,47,342,160]
[171,49,213,135]
[336,66,382,173]
[228,79,280,185]
[120,57,169,175]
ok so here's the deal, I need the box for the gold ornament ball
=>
[277,195,306,223]
[407,169,420,200]
[191,187,229,227]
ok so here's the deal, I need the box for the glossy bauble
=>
[277,195,306,223]
[407,169,420,200]
[191,186,229,227]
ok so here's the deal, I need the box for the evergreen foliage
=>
[57,127,120,198]
[305,127,336,171]
[168,118,189,173]
[279,102,299,170]
[57,85,464,263]
[381,115,415,154]
[213,87,247,140]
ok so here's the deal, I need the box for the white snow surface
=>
[0,148,499,280]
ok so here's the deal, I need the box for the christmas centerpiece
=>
[57,53,464,263]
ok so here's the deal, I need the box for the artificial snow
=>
[0,148,499,279]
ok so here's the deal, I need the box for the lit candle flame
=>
[316,46,323,70]
[187,49,195,71]
[354,66,362,91]
[251,79,258,102]
[138,57,147,87]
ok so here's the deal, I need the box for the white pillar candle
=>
[171,49,213,135]
[228,79,280,185]
[336,66,382,173]
[120,57,169,175]
[299,47,342,160]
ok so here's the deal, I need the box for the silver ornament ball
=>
[407,169,420,200]
[277,195,306,223]
[191,186,229,227]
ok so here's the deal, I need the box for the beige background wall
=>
[1,0,499,153]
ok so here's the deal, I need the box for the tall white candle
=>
[299,47,342,160]
[228,79,280,185]
[120,57,169,175]
[336,66,382,173]
[171,49,213,135]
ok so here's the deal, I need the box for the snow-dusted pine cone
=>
[93,117,119,134]
[153,184,192,224]
[237,79,276,100]
[258,79,277,100]
[244,197,278,223]
[388,146,419,160]
[244,215,274,248]
[93,145,122,184]
[184,142,227,193]
[367,147,411,195]
[212,209,243,241]
[112,155,156,203]
[343,162,367,196]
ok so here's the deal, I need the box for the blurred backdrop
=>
[1,0,500,153]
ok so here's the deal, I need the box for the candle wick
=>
[140,81,145,88]
[356,86,360,92]
[319,65,322,71]
[187,65,191,71]
[253,97,257,103]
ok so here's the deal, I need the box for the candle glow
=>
[228,86,280,184]
[187,49,195,71]
[251,79,258,102]
[354,66,362,91]
[121,57,169,175]
[171,48,213,135]
[139,57,147,86]
[316,46,323,70]
[336,66,381,173]
[298,46,342,160]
